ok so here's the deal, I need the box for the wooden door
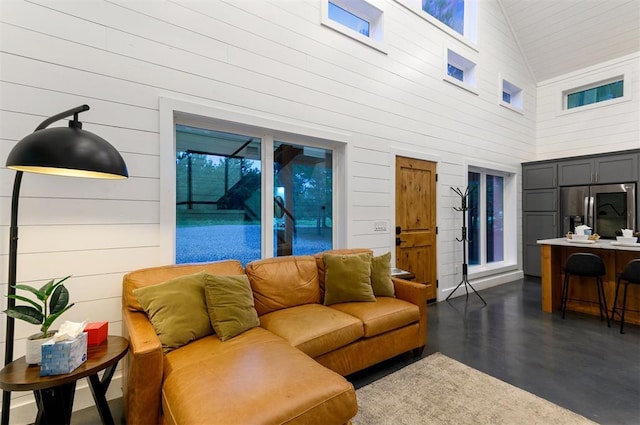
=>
[395,156,437,301]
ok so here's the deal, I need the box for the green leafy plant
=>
[3,276,74,339]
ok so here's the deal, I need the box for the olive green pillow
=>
[134,272,212,352]
[323,253,376,305]
[204,274,260,341]
[371,252,395,297]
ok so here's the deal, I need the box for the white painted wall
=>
[0,0,590,419]
[536,53,640,159]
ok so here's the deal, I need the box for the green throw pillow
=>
[323,253,376,306]
[204,274,260,341]
[371,252,395,297]
[134,272,212,352]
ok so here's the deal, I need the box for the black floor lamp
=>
[2,105,128,424]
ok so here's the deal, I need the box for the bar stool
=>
[610,259,640,334]
[561,253,610,326]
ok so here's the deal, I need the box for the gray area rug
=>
[353,352,596,425]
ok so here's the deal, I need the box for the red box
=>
[84,322,108,346]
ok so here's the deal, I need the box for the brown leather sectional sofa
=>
[121,249,428,425]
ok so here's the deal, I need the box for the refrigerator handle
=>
[584,196,589,226]
[588,196,595,228]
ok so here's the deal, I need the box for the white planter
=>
[25,332,55,365]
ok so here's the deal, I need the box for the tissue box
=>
[84,322,108,346]
[40,332,88,376]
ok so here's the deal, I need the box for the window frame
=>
[565,77,624,110]
[444,46,478,94]
[557,66,632,116]
[159,98,349,265]
[393,0,478,47]
[500,75,524,113]
[466,162,518,278]
[321,0,386,53]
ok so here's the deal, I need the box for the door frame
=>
[391,147,441,299]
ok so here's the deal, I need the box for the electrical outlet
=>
[374,221,388,232]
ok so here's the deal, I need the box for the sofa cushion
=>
[371,252,395,297]
[259,304,364,358]
[133,272,212,352]
[331,297,420,338]
[323,252,376,305]
[246,256,320,316]
[204,274,260,341]
[315,248,373,299]
[123,260,245,312]
[162,328,357,425]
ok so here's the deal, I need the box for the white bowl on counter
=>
[616,236,638,244]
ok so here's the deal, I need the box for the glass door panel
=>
[175,125,262,265]
[273,142,333,256]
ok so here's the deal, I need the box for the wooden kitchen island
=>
[537,238,640,325]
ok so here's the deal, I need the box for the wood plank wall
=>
[0,0,634,416]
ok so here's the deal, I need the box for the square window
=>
[448,64,464,81]
[444,48,477,93]
[501,78,523,110]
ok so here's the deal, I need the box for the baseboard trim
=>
[442,270,524,300]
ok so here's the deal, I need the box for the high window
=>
[322,0,385,51]
[328,2,370,36]
[422,0,464,35]
[175,126,334,266]
[566,79,623,109]
[467,170,506,267]
[501,78,523,110]
[395,0,477,43]
[445,48,477,93]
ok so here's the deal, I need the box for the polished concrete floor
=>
[73,277,639,425]
[350,277,640,425]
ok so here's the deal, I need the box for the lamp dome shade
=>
[6,127,128,179]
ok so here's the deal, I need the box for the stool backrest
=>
[620,259,640,284]
[564,253,605,277]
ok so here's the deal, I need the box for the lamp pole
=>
[2,105,127,424]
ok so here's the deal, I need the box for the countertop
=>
[537,237,640,252]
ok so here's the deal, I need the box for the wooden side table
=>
[0,335,129,425]
[391,268,415,281]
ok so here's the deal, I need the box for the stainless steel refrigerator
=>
[560,183,636,238]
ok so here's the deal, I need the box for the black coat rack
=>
[446,186,487,304]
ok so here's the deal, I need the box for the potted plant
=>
[3,276,74,364]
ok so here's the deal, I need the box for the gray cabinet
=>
[523,189,557,211]
[558,153,638,186]
[522,163,559,276]
[523,212,557,277]
[522,150,638,277]
[595,154,638,183]
[523,163,557,189]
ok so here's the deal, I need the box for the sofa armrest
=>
[392,278,428,349]
[122,309,164,425]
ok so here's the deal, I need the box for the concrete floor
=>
[73,277,639,424]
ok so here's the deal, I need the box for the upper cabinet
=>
[522,163,557,189]
[558,153,639,186]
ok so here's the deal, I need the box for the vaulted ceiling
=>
[500,0,640,82]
